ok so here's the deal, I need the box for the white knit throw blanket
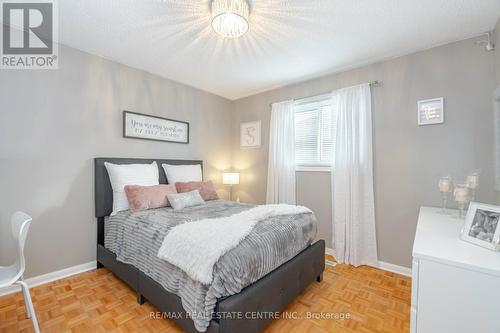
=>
[157,204,312,285]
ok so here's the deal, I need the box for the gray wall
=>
[232,36,498,267]
[495,18,500,201]
[0,44,233,278]
[296,171,332,248]
[496,18,500,85]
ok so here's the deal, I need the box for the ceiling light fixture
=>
[211,0,249,38]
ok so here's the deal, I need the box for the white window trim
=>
[296,165,331,172]
[294,93,332,106]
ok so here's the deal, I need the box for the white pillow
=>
[162,164,202,183]
[104,161,159,215]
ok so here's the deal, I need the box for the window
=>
[294,94,336,170]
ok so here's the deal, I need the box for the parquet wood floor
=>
[0,259,411,333]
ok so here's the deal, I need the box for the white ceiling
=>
[58,0,500,100]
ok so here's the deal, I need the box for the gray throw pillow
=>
[167,190,205,210]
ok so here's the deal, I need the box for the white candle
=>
[466,174,479,189]
[454,187,469,203]
[438,178,451,192]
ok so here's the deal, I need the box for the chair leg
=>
[20,280,31,318]
[17,281,40,333]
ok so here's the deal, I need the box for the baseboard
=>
[325,259,337,267]
[377,261,412,277]
[325,247,335,257]
[324,247,337,266]
[0,261,97,297]
[325,247,411,277]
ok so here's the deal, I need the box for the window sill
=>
[296,165,331,172]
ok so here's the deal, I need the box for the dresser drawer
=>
[415,259,500,333]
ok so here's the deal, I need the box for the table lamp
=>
[222,172,240,201]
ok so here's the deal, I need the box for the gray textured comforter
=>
[105,200,316,332]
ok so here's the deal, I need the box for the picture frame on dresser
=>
[461,202,500,251]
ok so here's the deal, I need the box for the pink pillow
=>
[175,181,219,201]
[124,184,177,212]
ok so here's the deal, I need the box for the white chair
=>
[0,212,40,333]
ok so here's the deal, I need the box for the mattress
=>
[104,200,317,332]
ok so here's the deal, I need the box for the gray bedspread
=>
[105,200,316,332]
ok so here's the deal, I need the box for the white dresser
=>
[411,207,500,333]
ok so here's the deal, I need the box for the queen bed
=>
[94,157,325,333]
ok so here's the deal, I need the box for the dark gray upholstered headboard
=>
[94,157,203,218]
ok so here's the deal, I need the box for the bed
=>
[94,157,325,333]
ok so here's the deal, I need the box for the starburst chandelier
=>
[211,0,250,38]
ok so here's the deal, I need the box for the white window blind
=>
[294,95,336,167]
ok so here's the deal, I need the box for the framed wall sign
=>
[123,111,189,144]
[417,97,444,125]
[240,120,261,148]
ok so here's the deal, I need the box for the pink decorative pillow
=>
[124,184,177,212]
[175,181,219,201]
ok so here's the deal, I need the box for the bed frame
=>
[94,157,325,333]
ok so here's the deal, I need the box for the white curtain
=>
[266,100,296,204]
[331,83,378,267]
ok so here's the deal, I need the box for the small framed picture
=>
[461,202,500,251]
[240,121,261,148]
[417,97,444,125]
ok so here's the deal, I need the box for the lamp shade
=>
[222,172,240,185]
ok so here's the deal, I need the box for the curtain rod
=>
[269,80,381,107]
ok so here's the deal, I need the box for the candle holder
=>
[438,176,452,214]
[454,183,470,219]
[465,171,480,202]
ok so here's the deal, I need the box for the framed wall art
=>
[417,97,444,125]
[123,111,189,144]
[240,120,261,148]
